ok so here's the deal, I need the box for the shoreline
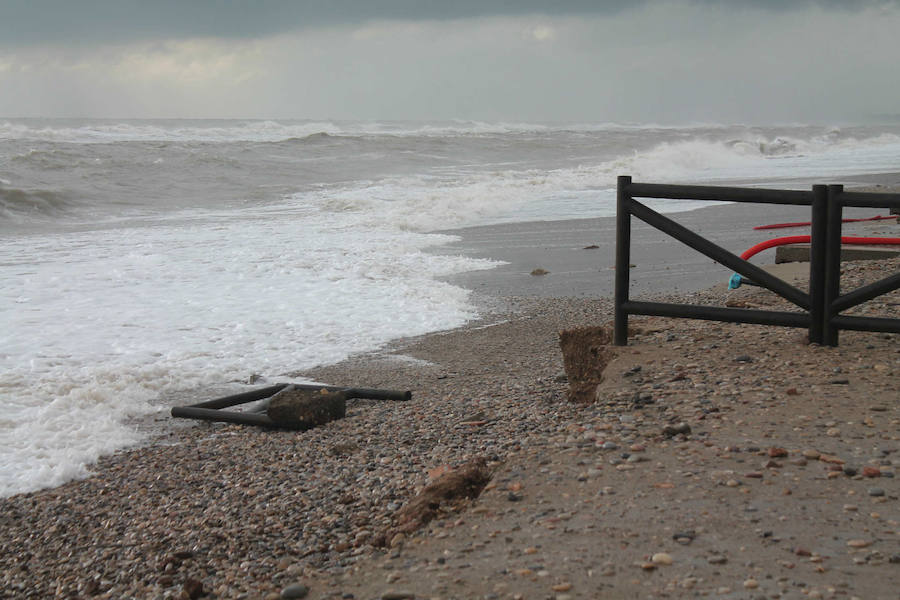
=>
[128,181,900,454]
[1,179,898,599]
[432,175,900,299]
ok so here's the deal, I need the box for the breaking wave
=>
[0,186,77,221]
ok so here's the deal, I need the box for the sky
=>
[1,0,899,123]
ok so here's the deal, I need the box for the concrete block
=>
[775,243,900,264]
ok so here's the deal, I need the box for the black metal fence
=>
[614,176,900,346]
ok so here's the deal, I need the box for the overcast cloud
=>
[1,0,898,123]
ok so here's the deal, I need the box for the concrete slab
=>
[775,244,900,264]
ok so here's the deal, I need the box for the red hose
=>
[741,235,900,260]
[754,215,895,230]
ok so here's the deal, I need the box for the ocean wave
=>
[276,131,370,146]
[4,118,900,151]
[0,118,714,144]
[615,131,900,182]
[0,119,348,143]
[294,127,900,231]
[0,186,77,220]
[9,146,98,170]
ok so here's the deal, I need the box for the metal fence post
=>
[614,175,632,345]
[823,185,844,346]
[808,185,828,344]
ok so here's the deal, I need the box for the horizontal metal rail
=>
[832,314,900,334]
[835,191,900,209]
[623,301,810,328]
[171,406,277,426]
[628,182,813,205]
[190,383,289,409]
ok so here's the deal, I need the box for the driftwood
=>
[266,385,347,429]
[558,325,615,403]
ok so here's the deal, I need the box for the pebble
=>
[662,423,691,437]
[673,531,696,543]
[380,592,415,600]
[744,579,759,589]
[281,583,310,599]
[708,555,727,565]
[847,540,871,548]
[868,488,886,497]
[183,578,204,600]
[651,552,673,565]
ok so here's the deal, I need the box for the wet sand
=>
[436,182,899,299]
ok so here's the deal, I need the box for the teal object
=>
[728,273,743,289]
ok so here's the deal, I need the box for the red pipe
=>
[741,235,900,261]
[729,235,900,289]
[754,215,895,230]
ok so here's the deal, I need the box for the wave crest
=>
[0,186,76,220]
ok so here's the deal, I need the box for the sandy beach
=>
[1,182,898,600]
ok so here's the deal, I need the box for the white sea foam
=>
[599,132,900,193]
[0,203,498,497]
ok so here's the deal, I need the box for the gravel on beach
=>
[1,253,898,600]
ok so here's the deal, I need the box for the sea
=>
[3,118,900,498]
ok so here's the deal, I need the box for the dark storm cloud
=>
[2,1,627,46]
[1,0,894,47]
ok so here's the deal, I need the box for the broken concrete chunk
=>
[266,385,347,430]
